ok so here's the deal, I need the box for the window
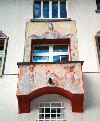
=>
[96,0,100,10]
[96,36,100,63]
[0,46,4,67]
[34,0,67,19]
[38,102,65,121]
[33,44,69,62]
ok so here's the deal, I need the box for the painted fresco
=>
[17,63,84,95]
[24,22,79,62]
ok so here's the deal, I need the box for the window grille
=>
[37,102,66,121]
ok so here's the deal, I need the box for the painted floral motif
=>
[17,63,84,95]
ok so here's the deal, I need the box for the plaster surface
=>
[0,74,100,121]
[0,0,100,72]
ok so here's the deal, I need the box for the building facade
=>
[0,0,100,121]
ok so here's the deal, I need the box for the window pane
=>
[97,3,100,10]
[39,114,44,119]
[60,1,67,18]
[45,108,50,113]
[43,1,49,18]
[53,55,69,62]
[61,55,69,61]
[34,1,41,18]
[51,108,56,113]
[52,1,58,18]
[57,108,60,113]
[53,56,60,62]
[53,45,68,52]
[51,103,61,107]
[34,46,49,53]
[0,57,2,66]
[33,56,49,62]
[96,37,100,63]
[0,46,4,50]
[45,108,50,117]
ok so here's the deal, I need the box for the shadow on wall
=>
[30,94,70,111]
[83,73,100,111]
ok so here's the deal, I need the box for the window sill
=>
[95,10,100,13]
[30,18,71,22]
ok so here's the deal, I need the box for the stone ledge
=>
[30,18,72,22]
[95,10,100,13]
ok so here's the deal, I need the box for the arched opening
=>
[17,86,84,113]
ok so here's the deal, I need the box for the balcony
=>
[17,61,84,113]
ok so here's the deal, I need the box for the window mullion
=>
[49,1,52,18]
[41,1,43,18]
[49,45,53,62]
[58,1,60,19]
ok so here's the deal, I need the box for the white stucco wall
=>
[0,73,100,121]
[0,0,33,74]
[0,0,100,73]
[68,0,100,72]
[0,1,100,121]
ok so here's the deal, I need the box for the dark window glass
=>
[33,56,49,62]
[34,46,49,53]
[51,108,56,113]
[52,1,58,18]
[96,37,100,63]
[0,57,2,66]
[34,1,41,18]
[61,55,69,61]
[96,0,100,10]
[45,108,50,117]
[53,55,69,62]
[43,1,49,18]
[0,46,4,50]
[53,45,68,52]
[60,1,67,18]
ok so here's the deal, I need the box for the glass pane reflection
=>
[34,46,49,53]
[53,45,68,52]
[53,56,60,62]
[34,1,41,18]
[53,55,69,62]
[33,56,49,62]
[52,1,58,18]
[43,1,49,18]
[61,55,69,61]
[97,3,100,10]
[60,1,67,18]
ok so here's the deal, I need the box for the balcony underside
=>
[17,61,84,113]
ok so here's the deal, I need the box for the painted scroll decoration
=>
[24,22,79,62]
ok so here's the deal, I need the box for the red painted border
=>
[17,86,84,113]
